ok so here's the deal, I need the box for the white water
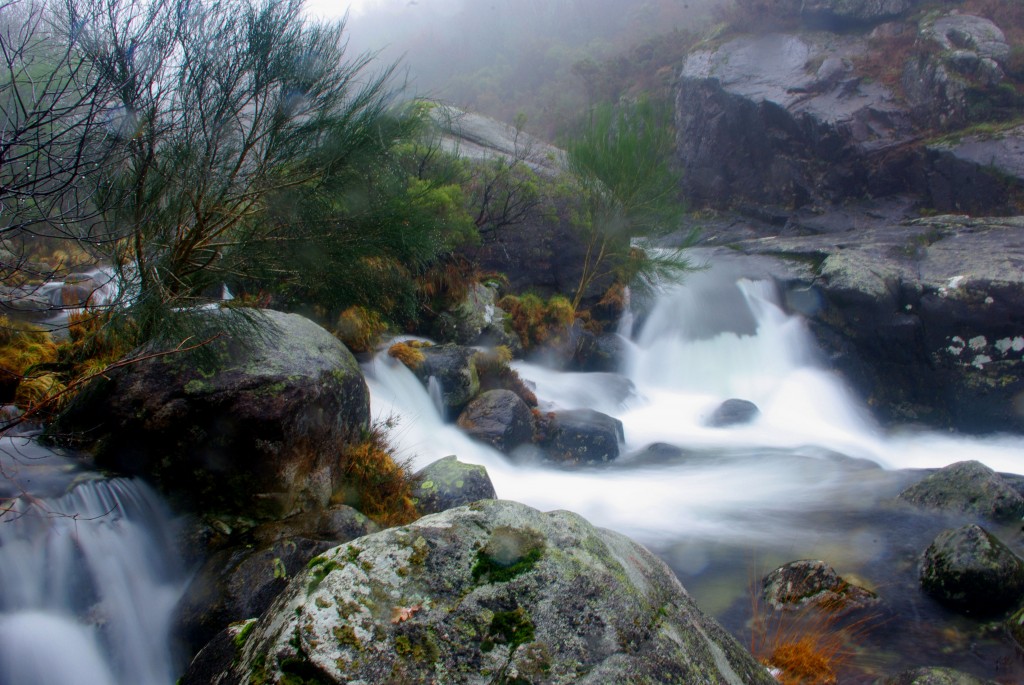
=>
[0,442,188,685]
[365,264,1024,546]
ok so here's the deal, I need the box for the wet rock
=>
[175,506,378,657]
[411,344,480,418]
[212,499,778,684]
[571,330,627,373]
[883,666,997,684]
[431,282,512,348]
[412,455,497,514]
[540,408,624,463]
[801,0,917,26]
[762,559,878,612]
[919,524,1024,616]
[897,460,1024,522]
[53,309,370,519]
[456,389,535,453]
[706,398,761,427]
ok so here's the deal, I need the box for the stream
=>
[364,262,1024,683]
[3,259,1024,682]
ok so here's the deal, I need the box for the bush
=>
[336,420,419,527]
[498,294,575,350]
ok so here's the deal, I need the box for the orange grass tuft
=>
[387,341,426,369]
[337,419,420,528]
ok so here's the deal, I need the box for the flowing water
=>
[0,439,188,685]
[364,261,1024,682]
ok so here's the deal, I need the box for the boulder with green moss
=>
[919,524,1024,616]
[53,309,370,520]
[412,455,497,514]
[208,499,776,684]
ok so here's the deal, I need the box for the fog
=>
[319,0,726,137]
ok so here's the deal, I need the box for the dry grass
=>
[474,346,538,407]
[750,585,879,684]
[498,293,575,350]
[387,341,426,369]
[336,419,420,528]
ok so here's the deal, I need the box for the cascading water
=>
[365,261,1024,680]
[0,438,188,685]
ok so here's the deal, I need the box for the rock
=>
[919,524,1024,616]
[801,0,917,27]
[883,666,997,684]
[212,499,777,684]
[762,559,878,612]
[456,390,535,453]
[572,330,628,373]
[897,460,1024,522]
[705,399,761,427]
[540,408,624,463]
[52,309,370,519]
[412,456,497,514]
[412,343,480,418]
[432,282,511,347]
[174,506,378,657]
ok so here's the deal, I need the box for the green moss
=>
[184,379,210,395]
[483,608,535,653]
[472,527,544,583]
[305,559,340,595]
[334,624,362,650]
[233,620,257,649]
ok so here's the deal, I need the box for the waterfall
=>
[0,440,188,685]
[427,375,445,416]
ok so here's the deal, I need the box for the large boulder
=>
[457,389,535,453]
[53,309,370,519]
[883,667,997,685]
[898,460,1024,522]
[919,524,1024,616]
[204,499,777,684]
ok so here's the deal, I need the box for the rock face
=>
[919,524,1024,616]
[898,460,1024,521]
[212,499,777,684]
[457,389,535,453]
[675,14,1023,214]
[54,309,370,518]
[412,456,498,514]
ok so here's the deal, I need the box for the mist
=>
[342,0,726,137]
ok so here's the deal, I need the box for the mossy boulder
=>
[898,460,1024,522]
[412,456,497,514]
[52,309,370,519]
[208,499,776,684]
[919,524,1024,616]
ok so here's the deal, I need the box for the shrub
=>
[498,293,574,350]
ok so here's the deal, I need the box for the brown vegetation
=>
[334,306,388,354]
[498,293,575,351]
[473,346,538,407]
[337,420,420,528]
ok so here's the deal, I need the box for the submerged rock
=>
[762,559,878,612]
[706,399,761,427]
[883,666,997,684]
[898,460,1024,522]
[209,499,777,684]
[53,309,370,519]
[919,524,1024,616]
[456,389,535,453]
[412,455,497,514]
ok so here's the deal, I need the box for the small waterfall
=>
[0,443,187,685]
[427,375,445,416]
